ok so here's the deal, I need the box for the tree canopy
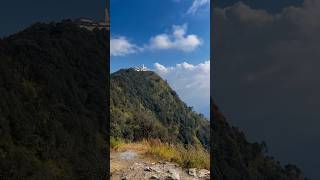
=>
[0,20,108,179]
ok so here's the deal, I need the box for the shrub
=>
[146,139,209,170]
[110,137,124,149]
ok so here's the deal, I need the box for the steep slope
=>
[110,69,209,149]
[212,100,304,180]
[0,21,108,179]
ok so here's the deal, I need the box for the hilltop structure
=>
[105,6,110,30]
[134,64,147,71]
[75,5,110,31]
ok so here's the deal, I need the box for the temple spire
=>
[105,3,110,30]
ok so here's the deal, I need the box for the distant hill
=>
[110,69,210,149]
[212,100,304,180]
[0,20,108,179]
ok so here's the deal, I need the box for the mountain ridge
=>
[0,21,108,179]
[110,68,210,149]
[212,99,305,180]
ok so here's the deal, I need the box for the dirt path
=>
[110,148,210,180]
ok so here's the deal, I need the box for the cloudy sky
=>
[111,0,210,117]
[214,0,320,179]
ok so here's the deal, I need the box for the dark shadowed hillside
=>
[212,100,305,180]
[0,21,108,179]
[110,69,210,149]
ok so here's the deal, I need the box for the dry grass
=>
[115,142,149,153]
[145,139,210,170]
[110,138,209,170]
[110,137,148,153]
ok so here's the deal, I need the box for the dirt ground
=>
[110,145,210,180]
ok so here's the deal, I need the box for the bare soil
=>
[110,147,210,180]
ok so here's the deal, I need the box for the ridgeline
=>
[0,20,108,179]
[212,101,304,180]
[110,69,210,149]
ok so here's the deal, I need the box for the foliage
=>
[146,139,210,170]
[110,69,210,150]
[0,21,108,179]
[110,139,210,170]
[212,101,305,180]
[110,137,124,149]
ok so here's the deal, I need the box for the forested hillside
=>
[212,100,304,180]
[0,20,108,179]
[110,69,210,149]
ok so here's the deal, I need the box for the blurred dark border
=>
[210,0,215,179]
[105,1,110,179]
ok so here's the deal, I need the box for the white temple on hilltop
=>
[135,64,147,71]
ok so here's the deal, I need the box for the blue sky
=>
[110,0,210,117]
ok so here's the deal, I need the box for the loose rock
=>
[188,168,197,177]
[168,169,180,180]
[198,169,210,178]
[111,150,210,180]
[145,167,152,171]
[150,175,160,179]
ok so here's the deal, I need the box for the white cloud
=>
[224,2,274,25]
[110,36,142,56]
[148,24,202,52]
[187,0,210,15]
[213,1,320,175]
[154,61,210,116]
[111,24,202,56]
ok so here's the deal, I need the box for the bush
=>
[146,139,210,170]
[110,137,124,149]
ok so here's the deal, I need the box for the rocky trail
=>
[110,149,210,180]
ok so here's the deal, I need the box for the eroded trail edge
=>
[110,149,210,180]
